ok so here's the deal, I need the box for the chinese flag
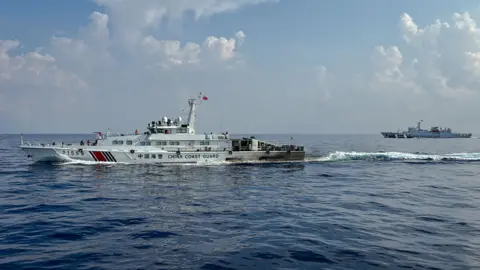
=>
[202,96,208,100]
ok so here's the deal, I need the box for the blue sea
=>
[1,133,480,269]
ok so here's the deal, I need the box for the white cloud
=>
[390,11,480,99]
[0,0,259,133]
[4,1,480,134]
[235,30,246,45]
[203,35,238,61]
[464,51,480,78]
[94,0,273,47]
[0,40,87,89]
[310,10,480,132]
[140,31,245,69]
[327,10,480,101]
[95,0,276,22]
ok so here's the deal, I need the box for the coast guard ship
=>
[20,94,305,164]
[381,120,472,139]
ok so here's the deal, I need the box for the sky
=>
[1,0,480,134]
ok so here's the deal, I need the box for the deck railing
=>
[21,141,79,148]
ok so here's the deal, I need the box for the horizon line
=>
[2,132,388,136]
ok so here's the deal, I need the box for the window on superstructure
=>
[144,154,150,159]
[169,141,175,145]
[117,140,124,145]
[156,141,162,146]
[174,141,180,145]
[140,142,146,146]
[146,141,151,146]
[126,140,133,145]
[151,154,156,159]
[112,140,118,145]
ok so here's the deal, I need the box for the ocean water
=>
[1,133,480,269]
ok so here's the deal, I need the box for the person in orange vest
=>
[135,129,139,135]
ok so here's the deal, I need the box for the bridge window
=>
[126,140,133,145]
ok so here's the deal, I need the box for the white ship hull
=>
[19,94,306,165]
[20,145,305,164]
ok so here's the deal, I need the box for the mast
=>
[187,98,197,134]
[417,120,423,130]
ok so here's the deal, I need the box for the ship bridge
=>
[145,98,199,135]
[146,117,190,135]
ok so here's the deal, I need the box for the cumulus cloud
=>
[95,0,276,22]
[319,10,480,101]
[94,0,273,47]
[0,0,255,133]
[375,11,480,99]
[140,30,245,69]
[312,10,480,132]
[4,1,480,134]
[0,40,87,88]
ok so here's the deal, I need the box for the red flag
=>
[202,96,208,100]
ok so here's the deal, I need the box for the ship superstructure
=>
[381,120,472,139]
[20,94,305,164]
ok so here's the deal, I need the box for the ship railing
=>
[105,132,139,138]
[21,140,80,148]
[260,145,305,151]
